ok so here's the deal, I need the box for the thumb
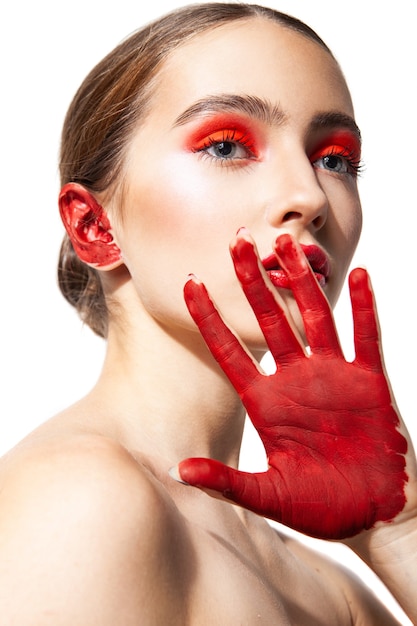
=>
[172,457,278,517]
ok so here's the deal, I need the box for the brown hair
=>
[58,2,333,338]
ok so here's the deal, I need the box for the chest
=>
[184,521,348,626]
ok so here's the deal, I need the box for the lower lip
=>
[267,269,326,289]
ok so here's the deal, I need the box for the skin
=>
[112,21,362,354]
[0,17,415,625]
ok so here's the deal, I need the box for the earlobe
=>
[58,182,122,270]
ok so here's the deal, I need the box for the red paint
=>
[179,234,408,540]
[184,113,261,158]
[310,130,362,176]
[59,183,122,269]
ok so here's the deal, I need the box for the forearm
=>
[348,515,417,623]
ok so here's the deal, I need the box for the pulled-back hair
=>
[58,2,332,338]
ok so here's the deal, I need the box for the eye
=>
[313,148,362,176]
[193,129,258,162]
[310,133,363,178]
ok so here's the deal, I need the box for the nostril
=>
[312,214,326,229]
[281,210,326,230]
[282,211,302,222]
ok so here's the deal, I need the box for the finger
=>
[184,276,260,395]
[230,233,306,366]
[349,268,384,372]
[175,457,283,520]
[274,234,343,358]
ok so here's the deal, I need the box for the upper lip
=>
[261,243,330,282]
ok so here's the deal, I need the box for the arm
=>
[177,231,417,620]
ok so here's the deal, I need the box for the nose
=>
[265,151,328,232]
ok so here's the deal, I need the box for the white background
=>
[1,2,415,623]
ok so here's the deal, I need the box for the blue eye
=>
[192,128,258,163]
[315,154,351,174]
[310,136,363,178]
[204,140,250,160]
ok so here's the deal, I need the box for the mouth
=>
[261,244,330,289]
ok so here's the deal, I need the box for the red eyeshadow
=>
[184,113,261,157]
[310,130,361,163]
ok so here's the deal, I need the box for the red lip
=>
[261,244,330,289]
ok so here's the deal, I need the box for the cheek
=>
[323,187,362,306]
[123,154,256,271]
[131,156,237,234]
[340,197,362,258]
[117,158,248,317]
[325,177,362,256]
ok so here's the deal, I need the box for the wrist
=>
[345,513,417,622]
[348,510,417,560]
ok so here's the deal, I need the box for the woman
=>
[0,3,415,623]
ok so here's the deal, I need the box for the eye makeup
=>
[183,113,262,159]
[182,112,362,173]
[309,130,362,175]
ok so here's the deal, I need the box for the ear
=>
[59,182,122,270]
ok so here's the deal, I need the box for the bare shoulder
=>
[0,431,171,529]
[281,533,402,626]
[0,432,189,624]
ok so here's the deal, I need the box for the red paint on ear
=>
[59,183,122,269]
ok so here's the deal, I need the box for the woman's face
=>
[113,18,362,349]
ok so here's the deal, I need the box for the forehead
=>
[151,17,353,124]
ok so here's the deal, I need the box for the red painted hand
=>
[178,233,408,540]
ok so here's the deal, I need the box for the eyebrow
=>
[173,94,361,143]
[309,111,362,144]
[173,94,287,127]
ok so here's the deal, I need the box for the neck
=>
[87,312,247,473]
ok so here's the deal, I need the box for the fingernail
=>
[168,466,190,485]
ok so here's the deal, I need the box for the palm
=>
[178,234,408,540]
[242,357,406,539]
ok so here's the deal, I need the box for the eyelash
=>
[191,129,364,178]
[192,129,257,163]
[312,145,364,178]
